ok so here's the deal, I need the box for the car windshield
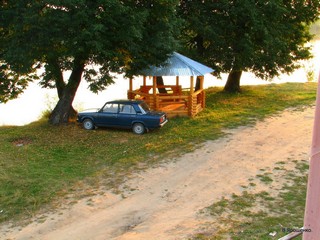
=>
[139,102,150,113]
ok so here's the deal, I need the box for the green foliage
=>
[0,63,35,103]
[0,0,181,100]
[0,82,316,223]
[179,0,320,81]
[303,61,316,82]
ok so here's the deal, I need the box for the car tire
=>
[132,123,145,135]
[83,119,95,130]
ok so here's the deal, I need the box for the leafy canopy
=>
[0,0,180,97]
[179,0,320,80]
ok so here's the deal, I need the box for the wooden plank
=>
[166,112,189,118]
[160,103,185,111]
[159,96,187,100]
[159,95,188,100]
[159,103,185,108]
[169,110,188,114]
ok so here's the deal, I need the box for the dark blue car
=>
[77,100,168,134]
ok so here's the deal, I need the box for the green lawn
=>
[0,82,317,224]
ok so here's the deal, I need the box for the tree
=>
[179,0,320,92]
[0,63,33,103]
[0,0,180,124]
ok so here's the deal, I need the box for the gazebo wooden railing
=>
[128,76,205,118]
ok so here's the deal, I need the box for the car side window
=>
[103,103,118,113]
[119,104,136,114]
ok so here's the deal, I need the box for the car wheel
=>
[83,119,95,130]
[132,123,145,135]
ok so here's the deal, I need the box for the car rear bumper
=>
[160,119,168,127]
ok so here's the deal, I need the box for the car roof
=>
[106,99,144,104]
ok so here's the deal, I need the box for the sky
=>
[0,41,319,126]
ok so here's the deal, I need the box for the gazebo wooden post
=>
[200,76,205,108]
[199,76,204,90]
[189,76,194,116]
[128,77,133,99]
[153,76,158,110]
[175,76,180,102]
[190,76,194,94]
[143,76,146,86]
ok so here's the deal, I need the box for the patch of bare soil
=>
[10,137,33,147]
[1,106,315,240]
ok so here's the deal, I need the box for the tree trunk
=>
[49,59,85,125]
[48,58,78,119]
[55,78,78,120]
[156,76,167,93]
[54,77,77,120]
[195,77,201,91]
[224,70,242,93]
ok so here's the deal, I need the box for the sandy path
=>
[1,106,315,240]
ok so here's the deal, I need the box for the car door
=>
[95,103,119,127]
[118,104,137,127]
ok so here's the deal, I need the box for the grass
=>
[257,172,273,184]
[0,82,317,224]
[194,160,309,240]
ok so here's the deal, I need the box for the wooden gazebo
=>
[127,52,214,118]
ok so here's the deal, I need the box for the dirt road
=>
[1,106,315,240]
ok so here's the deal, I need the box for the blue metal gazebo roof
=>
[138,52,214,76]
